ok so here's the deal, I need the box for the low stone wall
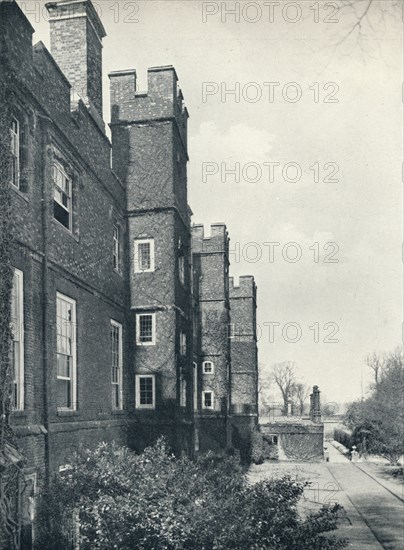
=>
[260,421,324,461]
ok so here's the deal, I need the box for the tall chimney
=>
[311,385,322,423]
[46,0,106,117]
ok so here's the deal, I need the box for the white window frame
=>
[11,269,24,410]
[134,238,155,273]
[112,223,121,273]
[53,161,73,232]
[202,390,214,410]
[136,313,156,346]
[135,374,156,409]
[178,255,185,285]
[56,293,77,411]
[110,320,123,410]
[180,374,186,408]
[202,360,214,375]
[193,362,198,411]
[10,116,20,189]
[179,331,186,356]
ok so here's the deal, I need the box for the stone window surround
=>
[202,360,214,375]
[202,390,214,410]
[135,374,156,410]
[136,313,156,346]
[56,292,77,411]
[11,268,25,411]
[110,319,123,410]
[134,238,155,273]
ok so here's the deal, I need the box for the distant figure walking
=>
[350,445,359,463]
[324,446,330,462]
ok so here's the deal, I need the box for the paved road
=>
[249,444,404,549]
[326,444,404,549]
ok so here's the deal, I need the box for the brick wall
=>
[47,0,106,117]
[192,224,231,411]
[229,276,258,414]
[260,421,324,461]
[110,64,193,446]
[192,224,231,451]
[2,6,260,534]
[5,1,130,492]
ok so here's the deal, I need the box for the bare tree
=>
[319,0,402,68]
[272,361,296,415]
[364,347,402,388]
[365,351,385,388]
[293,382,310,417]
[337,0,378,47]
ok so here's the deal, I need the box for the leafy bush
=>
[343,352,404,464]
[333,428,352,450]
[261,434,279,461]
[250,429,264,464]
[251,432,279,464]
[35,439,346,550]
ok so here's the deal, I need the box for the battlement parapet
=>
[229,275,256,298]
[191,223,229,254]
[109,66,188,145]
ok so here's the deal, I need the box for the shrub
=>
[262,434,279,461]
[250,429,264,464]
[35,439,347,550]
[333,428,352,449]
[343,352,404,464]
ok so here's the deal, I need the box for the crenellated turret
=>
[109,66,189,221]
[229,275,256,299]
[109,66,188,146]
[229,273,258,418]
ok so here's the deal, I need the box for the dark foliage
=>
[344,349,404,464]
[35,439,346,550]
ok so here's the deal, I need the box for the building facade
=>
[192,223,232,452]
[0,0,258,547]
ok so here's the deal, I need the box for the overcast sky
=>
[20,0,402,404]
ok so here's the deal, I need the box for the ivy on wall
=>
[0,29,23,550]
[280,433,323,462]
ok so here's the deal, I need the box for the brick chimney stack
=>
[310,385,322,423]
[46,0,106,118]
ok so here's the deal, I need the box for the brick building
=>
[0,0,258,546]
[192,223,232,452]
